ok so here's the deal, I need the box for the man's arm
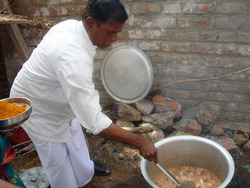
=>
[101,122,158,163]
[0,180,21,188]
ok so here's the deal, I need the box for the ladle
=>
[156,163,195,188]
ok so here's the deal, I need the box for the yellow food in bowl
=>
[0,100,27,120]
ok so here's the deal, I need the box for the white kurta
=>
[10,20,112,143]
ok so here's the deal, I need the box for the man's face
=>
[86,18,124,49]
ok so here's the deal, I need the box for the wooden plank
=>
[0,0,30,61]
[5,23,29,61]
[0,14,54,28]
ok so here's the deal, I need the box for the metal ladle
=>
[156,163,195,188]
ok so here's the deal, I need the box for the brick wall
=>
[0,0,250,123]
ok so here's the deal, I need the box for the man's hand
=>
[138,138,158,163]
[101,123,158,163]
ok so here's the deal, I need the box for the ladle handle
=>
[156,163,181,187]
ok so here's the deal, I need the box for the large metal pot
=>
[141,135,235,188]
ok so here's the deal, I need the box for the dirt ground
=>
[226,149,250,188]
[10,131,250,188]
[11,133,151,188]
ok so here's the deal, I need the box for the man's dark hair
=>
[82,0,128,25]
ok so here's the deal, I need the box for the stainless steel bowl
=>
[141,135,235,188]
[0,97,32,129]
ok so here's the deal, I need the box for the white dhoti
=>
[27,118,94,188]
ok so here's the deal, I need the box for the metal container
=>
[20,167,49,188]
[101,45,153,104]
[0,97,32,129]
[141,135,235,188]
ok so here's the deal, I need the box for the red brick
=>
[14,0,33,6]
[162,42,190,53]
[132,4,161,14]
[216,3,247,13]
[195,19,208,26]
[219,32,238,42]
[152,94,167,110]
[138,41,161,51]
[239,32,250,43]
[176,104,182,117]
[12,8,26,16]
[183,4,212,14]
[225,44,250,56]
[76,5,87,16]
[185,124,202,136]
[210,125,224,136]
[44,0,60,5]
[166,101,178,110]
[201,32,218,41]
[152,94,178,112]
[171,33,183,40]
[28,7,50,17]
[219,138,237,151]
[136,17,154,28]
[51,6,74,16]
[243,140,250,154]
[1,42,14,52]
[146,30,162,39]
[200,5,212,13]
[126,30,144,39]
[178,18,192,27]
[193,44,218,54]
[33,0,43,6]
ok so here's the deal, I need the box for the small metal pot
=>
[0,97,32,129]
[141,135,235,188]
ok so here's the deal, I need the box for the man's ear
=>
[86,17,95,29]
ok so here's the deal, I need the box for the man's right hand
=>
[101,123,158,163]
[138,137,158,163]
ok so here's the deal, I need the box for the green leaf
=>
[244,165,250,172]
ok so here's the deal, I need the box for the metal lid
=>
[101,45,153,103]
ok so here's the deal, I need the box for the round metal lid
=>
[101,45,153,104]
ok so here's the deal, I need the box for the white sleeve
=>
[54,50,112,135]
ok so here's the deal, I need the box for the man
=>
[10,0,158,187]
